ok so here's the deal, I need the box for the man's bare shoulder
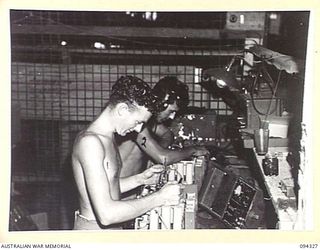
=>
[136,126,153,141]
[74,130,113,152]
[153,123,171,137]
[155,123,168,132]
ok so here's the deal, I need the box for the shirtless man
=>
[72,76,182,230]
[118,76,209,188]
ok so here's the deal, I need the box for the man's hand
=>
[159,182,182,206]
[140,164,164,186]
[191,146,210,157]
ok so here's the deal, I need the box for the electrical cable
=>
[263,69,282,122]
[249,63,278,116]
[250,72,267,115]
[154,209,169,229]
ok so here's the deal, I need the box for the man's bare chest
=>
[101,139,122,179]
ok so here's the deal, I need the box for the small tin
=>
[271,153,279,176]
[262,154,272,176]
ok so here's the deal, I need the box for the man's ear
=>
[116,103,129,117]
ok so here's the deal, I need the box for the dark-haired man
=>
[72,76,182,230]
[118,76,209,192]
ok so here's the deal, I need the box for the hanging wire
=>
[263,69,282,122]
[248,60,280,116]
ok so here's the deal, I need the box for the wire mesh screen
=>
[10,10,246,230]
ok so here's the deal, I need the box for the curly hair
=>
[152,76,189,112]
[109,76,160,114]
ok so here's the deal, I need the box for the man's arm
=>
[119,165,164,193]
[75,135,181,226]
[153,124,174,148]
[135,126,209,165]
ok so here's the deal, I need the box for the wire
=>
[263,70,282,122]
[249,63,278,116]
[137,218,149,229]
[154,209,169,229]
[250,72,268,115]
[172,168,184,183]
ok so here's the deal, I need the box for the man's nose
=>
[133,123,143,133]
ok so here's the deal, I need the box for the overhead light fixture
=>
[201,56,241,91]
[198,56,249,120]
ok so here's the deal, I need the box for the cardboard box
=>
[269,116,290,138]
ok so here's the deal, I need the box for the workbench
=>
[249,147,299,229]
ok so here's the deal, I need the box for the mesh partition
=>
[10,10,247,230]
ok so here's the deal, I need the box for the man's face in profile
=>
[118,105,152,136]
[156,100,179,123]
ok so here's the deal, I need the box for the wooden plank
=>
[12,24,263,39]
[12,25,221,39]
[60,48,241,57]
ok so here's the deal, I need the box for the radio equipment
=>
[198,161,259,229]
[135,157,206,230]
